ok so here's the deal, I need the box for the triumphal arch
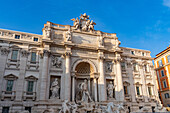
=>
[0,13,166,113]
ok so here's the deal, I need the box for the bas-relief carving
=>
[52,56,62,68]
[105,61,113,73]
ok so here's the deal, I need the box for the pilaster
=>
[15,49,29,101]
[0,47,9,98]
[98,51,107,102]
[39,49,50,100]
[64,51,71,101]
[114,53,124,102]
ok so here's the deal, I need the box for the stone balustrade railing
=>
[1,91,16,100]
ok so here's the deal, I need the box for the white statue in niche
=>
[50,78,60,99]
[79,79,92,103]
[59,100,70,113]
[107,81,116,98]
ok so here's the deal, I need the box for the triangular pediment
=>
[25,75,38,80]
[4,74,18,79]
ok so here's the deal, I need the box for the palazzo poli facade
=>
[0,14,164,113]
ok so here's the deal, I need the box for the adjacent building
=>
[154,46,170,107]
[0,13,161,113]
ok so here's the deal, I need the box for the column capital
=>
[64,52,72,57]
[43,50,50,57]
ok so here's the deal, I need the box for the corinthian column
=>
[98,52,107,101]
[39,50,50,100]
[64,52,71,101]
[115,53,124,102]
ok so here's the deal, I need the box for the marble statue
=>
[107,81,116,98]
[82,19,90,31]
[79,79,92,103]
[70,102,78,113]
[45,26,51,38]
[71,17,80,29]
[66,29,72,41]
[115,103,125,113]
[154,103,167,112]
[88,20,96,31]
[59,100,70,113]
[50,78,60,99]
[106,102,116,113]
[52,56,62,68]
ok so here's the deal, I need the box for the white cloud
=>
[163,0,170,8]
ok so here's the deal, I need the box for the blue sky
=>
[0,0,170,57]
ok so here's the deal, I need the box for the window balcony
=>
[23,91,36,101]
[125,94,132,102]
[148,95,156,102]
[1,91,16,101]
[136,95,144,102]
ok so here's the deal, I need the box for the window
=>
[142,52,145,56]
[11,50,18,61]
[163,80,167,88]
[164,93,170,98]
[158,60,163,67]
[136,86,140,95]
[124,86,128,95]
[33,38,38,42]
[6,80,13,91]
[161,70,165,77]
[2,107,9,113]
[25,107,31,113]
[148,87,152,95]
[31,52,36,63]
[15,35,20,39]
[27,81,34,92]
[168,55,170,63]
[131,51,135,55]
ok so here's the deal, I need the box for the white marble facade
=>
[0,13,162,113]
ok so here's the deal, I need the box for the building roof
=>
[155,45,170,59]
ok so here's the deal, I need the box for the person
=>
[50,78,60,98]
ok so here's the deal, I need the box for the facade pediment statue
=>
[71,13,96,32]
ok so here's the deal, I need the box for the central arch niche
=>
[72,61,98,102]
[75,62,94,76]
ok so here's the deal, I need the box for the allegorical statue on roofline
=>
[71,13,96,32]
